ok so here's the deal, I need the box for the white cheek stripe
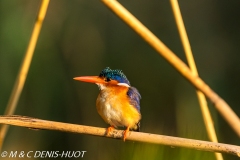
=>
[117,83,130,87]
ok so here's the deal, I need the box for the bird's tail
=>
[134,121,140,132]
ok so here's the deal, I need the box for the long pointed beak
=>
[73,76,105,84]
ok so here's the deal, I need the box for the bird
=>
[74,67,141,141]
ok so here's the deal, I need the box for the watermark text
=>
[1,151,86,158]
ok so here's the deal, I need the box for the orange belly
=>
[96,86,141,129]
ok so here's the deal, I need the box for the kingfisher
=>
[74,67,141,141]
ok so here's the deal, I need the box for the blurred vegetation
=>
[0,0,239,160]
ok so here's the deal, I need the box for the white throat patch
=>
[96,83,106,90]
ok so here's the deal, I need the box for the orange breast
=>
[96,85,141,129]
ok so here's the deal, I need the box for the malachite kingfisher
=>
[74,67,141,141]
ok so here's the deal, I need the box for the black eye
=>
[105,78,111,82]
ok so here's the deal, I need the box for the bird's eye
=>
[105,78,111,82]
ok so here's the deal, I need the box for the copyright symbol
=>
[1,151,7,157]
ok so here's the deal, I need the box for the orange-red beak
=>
[73,76,105,84]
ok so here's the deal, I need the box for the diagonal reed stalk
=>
[0,0,50,150]
[101,0,240,136]
[170,1,223,160]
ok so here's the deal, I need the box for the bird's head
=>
[74,67,130,90]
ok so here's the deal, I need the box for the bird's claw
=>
[106,126,114,136]
[123,126,130,141]
[106,126,130,141]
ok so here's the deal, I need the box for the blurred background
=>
[0,0,240,159]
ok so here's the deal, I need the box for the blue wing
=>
[127,87,141,112]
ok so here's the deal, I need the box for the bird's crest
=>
[99,67,130,85]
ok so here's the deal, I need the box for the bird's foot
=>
[123,126,130,141]
[106,126,114,136]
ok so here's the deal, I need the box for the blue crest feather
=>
[99,67,130,85]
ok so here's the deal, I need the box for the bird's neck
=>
[98,84,129,98]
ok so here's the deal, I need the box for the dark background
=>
[0,0,239,159]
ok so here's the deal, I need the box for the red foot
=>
[106,126,114,136]
[123,126,130,141]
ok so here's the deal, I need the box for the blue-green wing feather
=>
[127,87,141,112]
[127,87,141,131]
